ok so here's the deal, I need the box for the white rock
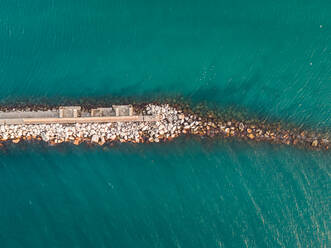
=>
[41,132,49,142]
[91,135,99,143]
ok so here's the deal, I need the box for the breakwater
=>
[0,103,329,150]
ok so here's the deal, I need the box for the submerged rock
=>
[312,140,318,147]
[248,133,255,139]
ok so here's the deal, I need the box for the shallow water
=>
[0,0,330,247]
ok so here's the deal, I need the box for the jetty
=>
[0,105,159,125]
[0,103,328,149]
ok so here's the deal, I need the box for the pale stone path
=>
[0,115,159,125]
[0,110,58,119]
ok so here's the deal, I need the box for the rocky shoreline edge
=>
[0,103,329,150]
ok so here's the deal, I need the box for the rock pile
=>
[0,104,329,150]
[0,104,184,146]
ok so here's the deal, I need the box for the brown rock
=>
[98,139,106,146]
[248,133,255,139]
[178,114,185,120]
[12,139,20,144]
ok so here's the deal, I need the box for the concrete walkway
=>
[0,115,159,125]
[0,110,58,119]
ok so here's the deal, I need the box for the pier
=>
[0,105,159,125]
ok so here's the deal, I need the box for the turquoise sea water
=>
[0,0,330,247]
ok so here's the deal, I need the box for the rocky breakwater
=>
[0,104,184,146]
[0,103,329,150]
[144,103,329,150]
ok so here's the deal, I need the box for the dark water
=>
[0,0,330,247]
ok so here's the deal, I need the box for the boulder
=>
[40,132,49,142]
[73,138,81,146]
[312,140,318,147]
[91,134,100,143]
[178,114,185,120]
[98,137,106,146]
[239,122,244,131]
[248,133,255,139]
[12,138,20,144]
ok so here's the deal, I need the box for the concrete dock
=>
[0,105,159,125]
